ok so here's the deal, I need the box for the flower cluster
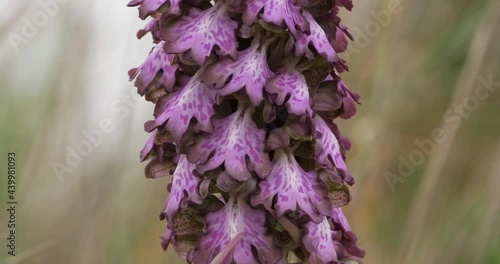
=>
[129,0,365,263]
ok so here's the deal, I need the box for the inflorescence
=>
[128,0,365,262]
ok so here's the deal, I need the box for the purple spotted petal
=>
[203,40,274,106]
[187,106,272,181]
[303,218,339,263]
[332,208,354,240]
[295,11,339,62]
[144,71,217,142]
[328,121,352,154]
[137,19,161,41]
[304,210,365,262]
[243,0,309,37]
[252,150,331,223]
[191,195,282,264]
[140,130,157,161]
[161,3,238,65]
[161,155,203,221]
[129,41,178,96]
[332,208,366,258]
[313,115,352,183]
[265,67,312,115]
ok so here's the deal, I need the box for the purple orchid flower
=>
[129,0,365,262]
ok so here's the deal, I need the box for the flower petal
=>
[160,223,173,251]
[144,71,217,142]
[265,67,312,115]
[332,26,350,53]
[161,155,203,221]
[332,208,366,258]
[137,19,161,41]
[313,115,352,184]
[243,0,309,37]
[252,150,331,223]
[303,218,338,263]
[303,210,365,262]
[128,0,181,19]
[210,232,244,264]
[191,195,282,264]
[140,130,157,162]
[145,158,176,179]
[337,78,360,119]
[203,40,274,106]
[187,106,272,181]
[337,0,353,11]
[295,11,339,62]
[161,3,238,65]
[129,41,178,96]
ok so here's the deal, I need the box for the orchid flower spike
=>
[129,0,365,262]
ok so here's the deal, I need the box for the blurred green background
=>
[0,0,499,263]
